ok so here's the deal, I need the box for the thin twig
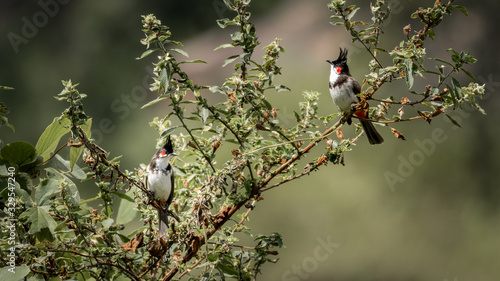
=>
[36,140,70,167]
[178,255,207,279]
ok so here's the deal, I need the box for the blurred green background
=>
[1,0,499,280]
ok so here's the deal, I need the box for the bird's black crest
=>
[326,48,349,66]
[336,48,348,63]
[326,48,351,75]
[163,135,174,154]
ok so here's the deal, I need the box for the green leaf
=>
[445,84,459,108]
[101,218,114,229]
[423,70,441,76]
[185,116,200,121]
[16,172,34,193]
[331,21,345,26]
[222,0,234,10]
[160,126,179,137]
[113,191,134,202]
[45,167,80,205]
[36,178,61,206]
[35,117,71,161]
[64,180,80,206]
[274,84,291,92]
[1,141,38,167]
[216,18,235,28]
[345,20,351,30]
[116,186,138,225]
[217,261,239,277]
[0,159,9,176]
[171,48,189,57]
[262,99,273,110]
[209,86,225,94]
[445,114,462,128]
[222,55,239,67]
[447,48,461,64]
[345,7,360,20]
[404,59,414,89]
[0,86,14,90]
[447,48,459,55]
[0,175,32,206]
[159,66,171,94]
[207,253,218,262]
[0,116,14,132]
[141,95,170,109]
[463,53,477,64]
[426,28,435,40]
[135,49,157,60]
[25,205,58,235]
[69,118,92,170]
[54,154,86,180]
[166,40,183,47]
[294,111,301,122]
[452,5,468,16]
[461,68,476,80]
[179,59,207,64]
[214,43,235,51]
[451,77,462,98]
[201,107,209,123]
[0,265,30,280]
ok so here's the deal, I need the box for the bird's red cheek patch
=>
[160,151,167,157]
[335,66,342,73]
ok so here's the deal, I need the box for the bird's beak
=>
[170,153,178,157]
[326,60,333,64]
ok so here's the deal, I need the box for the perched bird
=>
[326,48,384,145]
[146,135,177,237]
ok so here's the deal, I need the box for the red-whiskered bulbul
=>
[327,48,384,145]
[147,135,177,237]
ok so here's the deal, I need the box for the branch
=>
[257,119,342,190]
[177,255,207,279]
[175,112,217,173]
[76,127,147,194]
[36,140,70,167]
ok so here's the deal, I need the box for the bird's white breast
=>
[329,66,358,113]
[147,161,172,202]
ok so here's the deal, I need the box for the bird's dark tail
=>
[158,208,169,237]
[360,120,384,145]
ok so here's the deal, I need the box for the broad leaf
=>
[54,154,86,180]
[25,205,58,235]
[0,265,30,280]
[35,117,71,161]
[116,186,138,225]
[45,167,81,205]
[1,141,38,167]
[36,178,61,206]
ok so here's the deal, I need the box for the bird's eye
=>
[335,66,342,73]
